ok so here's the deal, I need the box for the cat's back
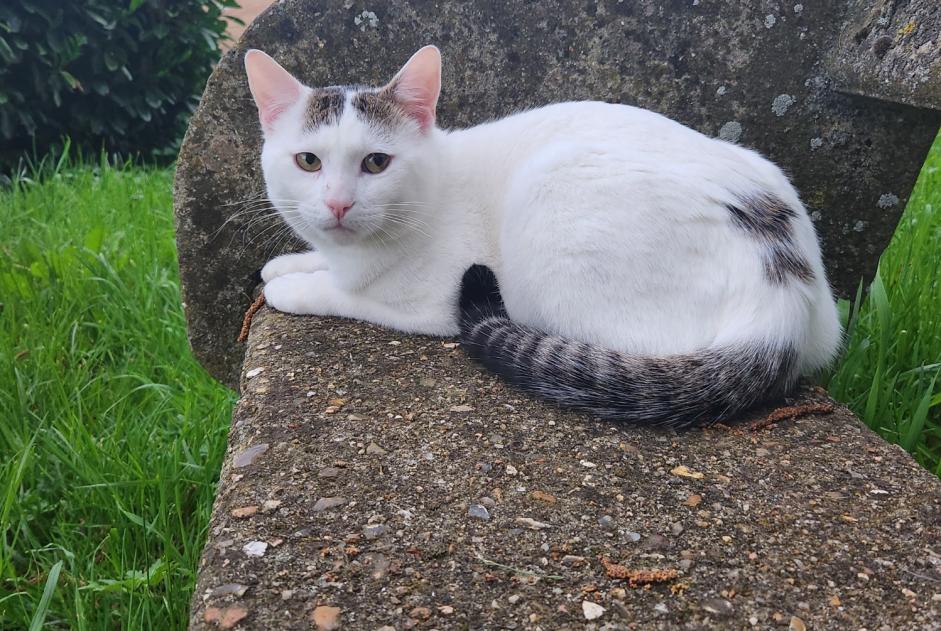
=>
[471,101,711,151]
[456,101,779,189]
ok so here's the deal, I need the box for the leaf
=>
[82,559,168,593]
[28,561,63,631]
[83,226,106,253]
[60,70,81,90]
[85,10,116,30]
[104,50,121,71]
[0,35,15,63]
[29,260,49,281]
[901,373,938,451]
[671,465,704,480]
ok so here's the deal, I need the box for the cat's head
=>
[244,46,441,248]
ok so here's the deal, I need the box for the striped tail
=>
[458,265,798,427]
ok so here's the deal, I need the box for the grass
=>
[0,132,937,628]
[828,133,941,477]
[0,156,234,629]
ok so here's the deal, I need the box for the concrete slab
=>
[189,308,941,629]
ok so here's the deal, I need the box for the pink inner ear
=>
[244,50,304,132]
[388,46,441,131]
[259,103,290,130]
[391,83,436,130]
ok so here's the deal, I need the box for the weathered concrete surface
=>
[189,309,941,630]
[174,0,941,388]
[830,0,941,110]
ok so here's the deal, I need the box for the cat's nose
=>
[326,200,354,220]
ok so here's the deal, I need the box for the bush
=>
[0,0,239,168]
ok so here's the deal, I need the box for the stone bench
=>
[174,1,941,628]
[188,309,941,629]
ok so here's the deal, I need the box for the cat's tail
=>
[458,265,798,427]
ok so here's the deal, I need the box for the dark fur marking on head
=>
[305,87,345,130]
[351,87,410,129]
[726,193,814,285]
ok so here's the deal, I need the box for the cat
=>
[244,45,841,427]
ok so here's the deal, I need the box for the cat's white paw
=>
[261,251,328,282]
[264,271,331,315]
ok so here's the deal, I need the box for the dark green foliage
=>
[0,1,239,168]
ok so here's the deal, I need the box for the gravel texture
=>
[189,308,941,629]
[173,0,941,388]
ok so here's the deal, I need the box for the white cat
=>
[244,45,841,426]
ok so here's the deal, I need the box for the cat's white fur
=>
[245,46,841,379]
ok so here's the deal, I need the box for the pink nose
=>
[327,200,353,220]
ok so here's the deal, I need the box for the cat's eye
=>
[362,153,392,174]
[295,152,322,172]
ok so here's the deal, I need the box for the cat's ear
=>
[384,45,441,132]
[244,49,305,133]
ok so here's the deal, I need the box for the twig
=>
[599,557,679,587]
[473,552,564,581]
[237,292,266,342]
[750,402,834,431]
[899,567,941,584]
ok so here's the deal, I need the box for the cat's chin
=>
[314,223,364,246]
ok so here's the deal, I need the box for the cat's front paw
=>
[261,251,329,282]
[264,271,332,315]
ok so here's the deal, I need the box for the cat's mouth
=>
[324,223,356,235]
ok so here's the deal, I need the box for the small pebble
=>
[410,606,431,620]
[312,497,347,513]
[789,616,807,631]
[363,524,390,539]
[366,442,387,455]
[450,404,474,412]
[644,534,670,550]
[231,506,258,519]
[529,490,557,504]
[203,606,249,629]
[508,594,522,604]
[232,443,268,468]
[626,531,642,543]
[245,367,264,378]
[209,583,248,598]
[582,600,605,620]
[598,515,614,529]
[479,496,496,508]
[311,605,341,630]
[655,603,669,614]
[242,541,267,557]
[505,464,518,476]
[561,555,586,566]
[515,517,552,530]
[262,499,282,512]
[318,467,341,478]
[468,504,491,520]
[701,598,734,617]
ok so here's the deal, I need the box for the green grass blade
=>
[28,560,63,631]
[902,372,939,452]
